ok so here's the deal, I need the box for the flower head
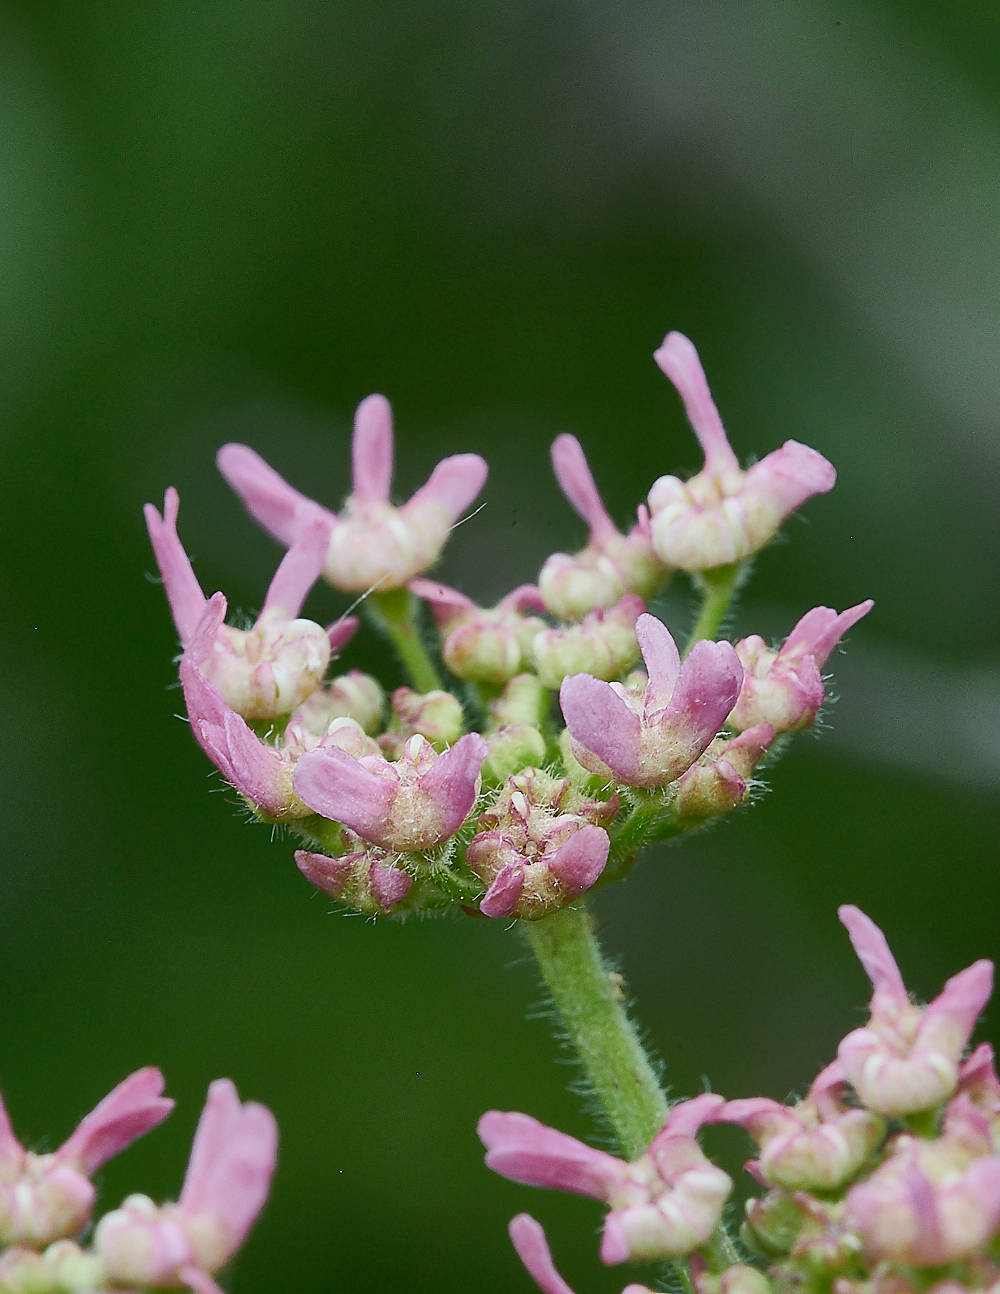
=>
[145,488,343,720]
[410,578,547,685]
[0,1069,173,1248]
[728,601,874,734]
[218,394,488,592]
[837,905,993,1117]
[647,333,836,571]
[95,1079,277,1294]
[560,613,743,788]
[480,1094,731,1264]
[533,594,644,690]
[538,434,669,621]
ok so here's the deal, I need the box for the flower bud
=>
[386,687,465,752]
[488,673,548,730]
[0,1242,106,1294]
[674,724,774,821]
[296,846,413,916]
[290,670,385,738]
[481,724,548,786]
[0,1164,94,1249]
[532,595,643,690]
[742,1189,812,1257]
[692,1262,772,1294]
[467,768,615,918]
[410,579,548,685]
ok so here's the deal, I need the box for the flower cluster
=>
[146,333,868,920]
[480,907,997,1294]
[0,1073,276,1294]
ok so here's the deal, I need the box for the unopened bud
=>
[0,1161,94,1249]
[693,1263,772,1294]
[296,846,413,916]
[482,724,548,786]
[290,670,385,737]
[742,1190,811,1257]
[389,687,465,750]
[532,594,643,689]
[410,579,547,685]
[674,724,773,821]
[488,673,548,730]
[0,1243,105,1294]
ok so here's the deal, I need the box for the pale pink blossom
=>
[720,1059,884,1192]
[837,905,993,1117]
[95,1080,277,1294]
[145,487,344,720]
[728,601,874,734]
[533,594,644,690]
[480,1094,731,1263]
[293,730,489,851]
[508,1214,654,1294]
[538,434,669,621]
[647,333,836,571]
[410,578,547,685]
[295,845,414,916]
[674,722,774,820]
[0,1068,173,1248]
[466,768,616,919]
[218,394,488,592]
[560,613,742,788]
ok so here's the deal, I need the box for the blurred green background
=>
[1,2,999,1290]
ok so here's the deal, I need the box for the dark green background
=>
[0,2,998,1290]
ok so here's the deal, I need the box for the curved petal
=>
[179,1267,227,1294]
[545,825,609,897]
[658,639,742,756]
[405,453,488,522]
[741,441,836,522]
[295,850,351,897]
[652,1093,726,1147]
[216,444,335,548]
[838,906,909,1010]
[918,959,994,1053]
[415,733,490,836]
[508,1215,578,1294]
[261,519,332,618]
[653,333,739,475]
[293,746,396,840]
[550,434,617,545]
[635,614,680,711]
[481,862,525,919]
[560,674,642,783]
[351,394,394,504]
[326,615,360,652]
[498,584,548,615]
[144,488,207,644]
[478,1111,625,1199]
[408,578,476,626]
[56,1069,174,1175]
[783,600,874,669]
[369,863,413,910]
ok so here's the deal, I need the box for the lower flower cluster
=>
[0,1075,276,1294]
[480,908,999,1294]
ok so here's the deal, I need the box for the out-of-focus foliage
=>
[0,3,998,1290]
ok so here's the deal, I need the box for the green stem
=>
[524,903,668,1158]
[684,563,742,656]
[367,588,443,693]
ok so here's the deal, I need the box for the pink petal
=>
[550,434,618,545]
[327,615,360,652]
[498,584,548,615]
[408,578,477,626]
[414,733,490,837]
[219,710,291,817]
[838,906,909,1010]
[717,1097,790,1134]
[55,1069,174,1176]
[960,1042,998,1088]
[144,489,208,644]
[508,1215,578,1294]
[351,394,394,504]
[652,1093,726,1146]
[179,1267,227,1294]
[545,825,610,897]
[261,519,332,618]
[636,614,681,711]
[481,862,525,918]
[216,444,335,548]
[921,959,994,1044]
[293,746,396,840]
[478,1111,626,1200]
[0,1092,22,1167]
[741,440,836,522]
[295,850,352,897]
[559,674,642,783]
[600,1211,631,1265]
[653,332,739,475]
[179,1080,277,1258]
[783,600,874,669]
[405,453,488,523]
[659,639,743,749]
[369,862,413,910]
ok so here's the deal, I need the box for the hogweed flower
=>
[295,844,414,916]
[538,434,669,621]
[728,601,874,734]
[508,1214,655,1294]
[145,488,341,720]
[0,1069,173,1248]
[466,768,616,919]
[533,594,644,691]
[647,332,836,571]
[721,1059,885,1192]
[560,613,742,788]
[479,1094,731,1263]
[674,722,774,821]
[410,579,548,685]
[218,394,488,591]
[837,905,993,1117]
[95,1079,277,1294]
[292,730,489,852]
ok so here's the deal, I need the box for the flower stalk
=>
[366,587,443,693]
[685,562,743,656]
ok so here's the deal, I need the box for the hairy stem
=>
[367,587,443,693]
[684,563,743,655]
[524,903,668,1158]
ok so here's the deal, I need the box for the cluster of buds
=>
[0,1073,276,1294]
[146,331,870,920]
[479,907,998,1294]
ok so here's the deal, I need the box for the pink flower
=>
[647,333,836,571]
[728,601,874,734]
[479,1094,731,1263]
[508,1215,655,1294]
[533,594,644,690]
[720,1059,885,1192]
[217,394,488,592]
[538,434,669,621]
[409,578,547,685]
[145,488,345,720]
[0,1068,173,1247]
[95,1079,277,1294]
[560,613,743,788]
[296,846,414,916]
[466,768,616,919]
[292,730,489,852]
[837,905,993,1117]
